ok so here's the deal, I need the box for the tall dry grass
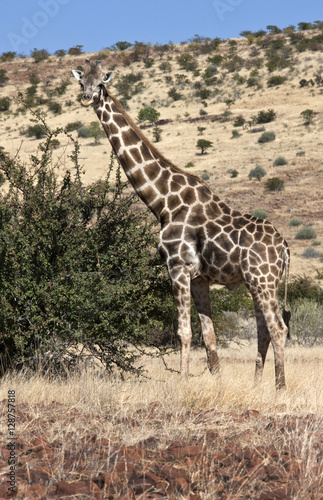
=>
[1,344,322,446]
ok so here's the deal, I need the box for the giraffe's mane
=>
[107,91,209,186]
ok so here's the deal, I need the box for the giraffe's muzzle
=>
[81,95,94,107]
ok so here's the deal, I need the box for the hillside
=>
[0,31,322,281]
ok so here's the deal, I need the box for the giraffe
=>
[72,60,290,390]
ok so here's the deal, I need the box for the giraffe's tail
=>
[282,244,291,339]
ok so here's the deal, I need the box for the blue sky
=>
[1,0,322,56]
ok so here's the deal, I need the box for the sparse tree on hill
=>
[138,107,160,126]
[196,139,213,155]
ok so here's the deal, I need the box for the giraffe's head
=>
[72,60,112,107]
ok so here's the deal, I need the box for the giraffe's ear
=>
[72,69,83,81]
[102,72,113,84]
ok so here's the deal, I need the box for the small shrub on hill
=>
[77,126,90,138]
[252,209,268,219]
[256,109,276,123]
[47,101,62,114]
[289,217,302,227]
[301,247,322,259]
[177,53,198,72]
[265,177,284,192]
[26,124,46,139]
[138,107,160,125]
[267,75,286,87]
[0,97,11,112]
[159,62,171,73]
[233,115,246,127]
[295,226,317,240]
[0,51,16,62]
[168,87,183,101]
[31,48,50,63]
[0,69,9,86]
[300,109,315,125]
[258,131,275,143]
[248,165,266,181]
[273,156,288,166]
[65,121,83,133]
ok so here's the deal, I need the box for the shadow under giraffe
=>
[72,60,291,390]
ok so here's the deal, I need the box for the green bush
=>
[265,177,284,192]
[53,81,70,96]
[88,122,105,143]
[0,69,9,86]
[153,126,162,142]
[267,75,287,87]
[290,300,323,345]
[0,97,11,112]
[273,156,288,166]
[77,126,90,138]
[233,115,246,127]
[68,45,83,55]
[280,275,323,305]
[31,48,50,62]
[256,109,276,123]
[248,165,266,181]
[295,226,317,240]
[196,88,211,100]
[0,119,175,376]
[26,124,46,139]
[201,172,210,180]
[143,57,154,68]
[177,53,198,72]
[65,121,83,133]
[300,109,315,125]
[168,87,183,101]
[115,72,144,100]
[252,209,268,219]
[47,101,62,114]
[0,51,16,62]
[138,107,160,125]
[159,62,172,73]
[289,217,302,227]
[258,131,276,143]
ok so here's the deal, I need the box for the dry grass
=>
[1,344,322,445]
[0,345,322,499]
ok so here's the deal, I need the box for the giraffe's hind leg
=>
[191,277,220,374]
[250,287,288,390]
[254,306,271,385]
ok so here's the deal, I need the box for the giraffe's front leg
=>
[169,266,192,378]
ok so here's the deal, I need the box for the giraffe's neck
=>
[95,92,172,220]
